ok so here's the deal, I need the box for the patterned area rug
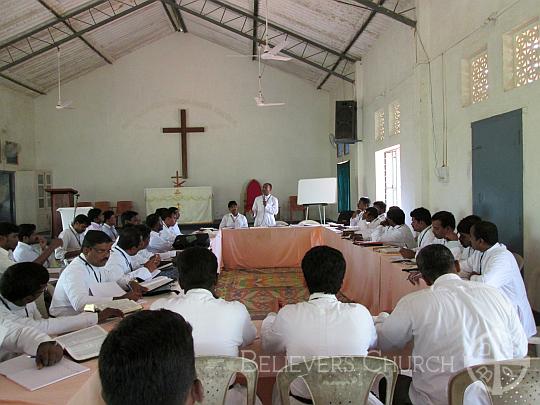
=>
[216,268,353,320]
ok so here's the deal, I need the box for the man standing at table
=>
[252,183,279,227]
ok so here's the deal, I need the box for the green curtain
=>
[337,161,350,212]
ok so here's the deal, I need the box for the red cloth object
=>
[245,179,262,213]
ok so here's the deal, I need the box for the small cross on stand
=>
[162,109,205,179]
[171,170,186,188]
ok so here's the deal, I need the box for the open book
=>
[0,356,89,391]
[84,299,142,314]
[140,275,174,292]
[55,325,108,361]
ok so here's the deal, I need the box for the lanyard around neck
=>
[115,247,133,271]
[0,296,29,317]
[70,227,82,247]
[79,255,101,283]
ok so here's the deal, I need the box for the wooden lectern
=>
[45,188,78,238]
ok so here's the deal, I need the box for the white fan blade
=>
[268,39,288,55]
[258,102,285,107]
[261,53,291,61]
[56,100,74,110]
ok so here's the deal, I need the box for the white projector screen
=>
[297,178,337,205]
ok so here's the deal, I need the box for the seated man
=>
[349,197,371,227]
[457,214,482,260]
[101,210,118,241]
[371,206,416,248]
[356,206,380,239]
[159,208,178,243]
[13,224,62,265]
[86,208,104,232]
[0,222,19,275]
[169,206,183,236]
[0,263,121,335]
[252,183,279,227]
[262,246,379,405]
[131,224,169,268]
[371,201,387,227]
[0,317,63,367]
[400,207,438,258]
[151,247,256,356]
[377,244,527,405]
[106,227,159,287]
[431,210,462,260]
[55,214,90,261]
[99,310,203,405]
[146,214,173,253]
[50,231,142,316]
[120,210,140,227]
[219,200,248,229]
[460,221,536,337]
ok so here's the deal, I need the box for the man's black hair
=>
[358,197,371,206]
[73,214,91,226]
[373,201,387,214]
[117,227,142,251]
[364,207,379,220]
[301,246,345,295]
[0,222,19,237]
[386,207,405,225]
[471,221,499,246]
[177,247,218,292]
[228,201,238,208]
[87,208,102,222]
[432,211,456,230]
[82,230,112,248]
[145,214,160,230]
[17,223,36,241]
[103,210,115,222]
[457,215,482,234]
[410,208,432,226]
[0,263,49,302]
[120,211,139,226]
[135,224,151,241]
[416,244,455,284]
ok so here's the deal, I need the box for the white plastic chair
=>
[449,358,540,404]
[276,356,398,404]
[195,356,258,405]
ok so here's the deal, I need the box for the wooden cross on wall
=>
[162,109,205,178]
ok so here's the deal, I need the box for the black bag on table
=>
[172,233,210,250]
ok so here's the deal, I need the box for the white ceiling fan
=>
[55,48,74,110]
[259,0,291,61]
[254,47,285,107]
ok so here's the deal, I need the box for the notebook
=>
[90,282,126,297]
[140,276,174,292]
[84,299,142,314]
[0,356,89,391]
[55,325,108,361]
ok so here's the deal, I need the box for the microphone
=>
[72,193,80,224]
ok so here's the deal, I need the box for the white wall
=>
[0,85,37,224]
[358,0,540,308]
[33,33,332,221]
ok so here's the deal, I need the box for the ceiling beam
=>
[0,73,46,95]
[36,0,113,65]
[251,0,259,61]
[350,0,416,28]
[317,0,386,89]
[163,0,188,32]
[168,0,356,83]
[0,0,158,73]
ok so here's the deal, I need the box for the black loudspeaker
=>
[335,100,357,144]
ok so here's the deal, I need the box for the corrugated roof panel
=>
[4,38,105,91]
[84,2,173,60]
[0,0,56,45]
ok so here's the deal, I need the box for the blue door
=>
[472,109,523,255]
[337,161,351,212]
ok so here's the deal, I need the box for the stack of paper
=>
[140,276,173,292]
[84,299,142,314]
[55,325,108,361]
[0,356,89,391]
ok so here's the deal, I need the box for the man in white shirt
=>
[457,215,482,260]
[431,211,462,260]
[400,207,438,258]
[349,197,370,227]
[106,227,159,288]
[55,214,90,261]
[151,247,256,404]
[99,310,204,405]
[102,210,119,241]
[158,208,178,243]
[220,200,248,229]
[146,213,173,253]
[372,206,416,248]
[0,263,121,335]
[86,208,104,232]
[460,221,536,337]
[0,317,63,367]
[151,247,256,356]
[377,244,528,405]
[130,224,167,269]
[120,210,140,227]
[252,183,279,227]
[262,246,379,405]
[50,231,143,316]
[0,222,19,275]
[13,223,62,265]
[169,206,183,236]
[371,201,387,228]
